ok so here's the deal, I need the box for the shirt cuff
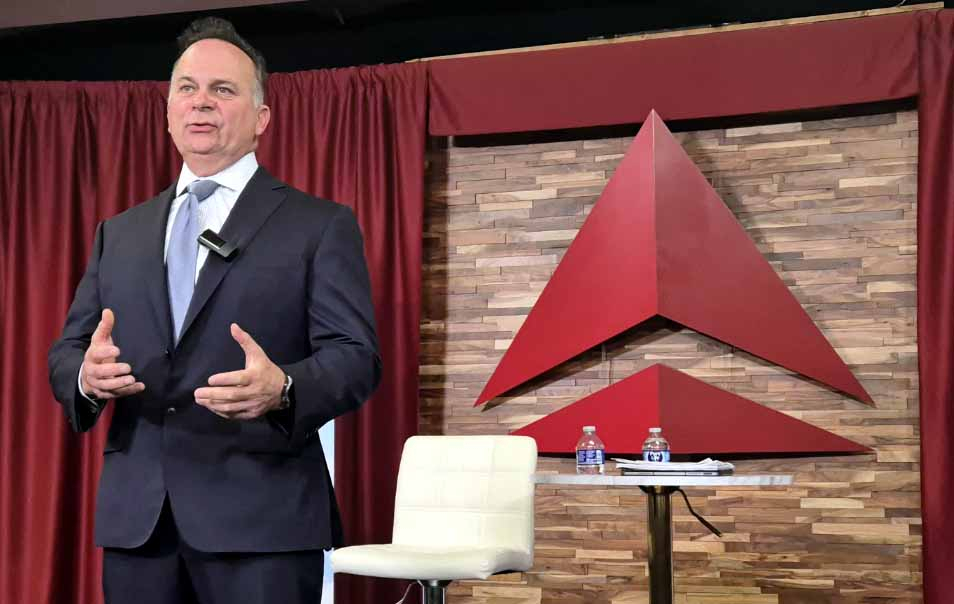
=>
[77,362,104,411]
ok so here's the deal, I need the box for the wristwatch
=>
[277,372,294,410]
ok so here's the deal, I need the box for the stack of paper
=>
[612,457,734,475]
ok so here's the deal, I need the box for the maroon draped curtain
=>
[916,13,954,604]
[0,81,177,604]
[0,63,424,604]
[261,66,425,604]
[427,10,954,603]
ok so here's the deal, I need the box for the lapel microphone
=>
[198,229,239,260]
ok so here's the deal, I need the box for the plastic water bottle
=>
[642,427,670,462]
[575,425,605,474]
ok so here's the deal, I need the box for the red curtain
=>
[0,81,178,604]
[0,63,425,604]
[262,67,426,604]
[916,12,954,604]
[427,10,954,602]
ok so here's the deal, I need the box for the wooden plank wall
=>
[421,110,921,604]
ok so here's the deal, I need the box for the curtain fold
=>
[0,64,425,604]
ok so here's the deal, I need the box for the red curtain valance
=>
[428,12,919,135]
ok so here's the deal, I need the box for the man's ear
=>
[255,104,271,137]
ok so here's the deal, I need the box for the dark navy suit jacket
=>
[48,167,381,552]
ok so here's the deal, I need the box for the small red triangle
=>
[476,110,872,406]
[512,364,869,455]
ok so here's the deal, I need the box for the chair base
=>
[422,580,451,604]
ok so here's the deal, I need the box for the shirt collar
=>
[175,152,259,197]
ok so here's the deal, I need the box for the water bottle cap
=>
[649,427,662,433]
[583,425,596,433]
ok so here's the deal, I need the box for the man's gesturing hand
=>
[195,323,286,420]
[81,309,145,399]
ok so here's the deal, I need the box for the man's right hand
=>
[80,308,145,400]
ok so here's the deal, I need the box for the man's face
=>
[167,38,269,173]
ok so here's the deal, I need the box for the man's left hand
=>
[195,323,286,420]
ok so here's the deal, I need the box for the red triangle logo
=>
[475,110,872,406]
[512,364,868,455]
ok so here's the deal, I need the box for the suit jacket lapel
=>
[176,167,287,346]
[141,184,177,348]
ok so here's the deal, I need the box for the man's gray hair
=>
[171,17,268,106]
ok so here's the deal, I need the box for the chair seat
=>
[331,543,531,581]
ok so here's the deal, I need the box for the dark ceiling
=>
[0,1,939,81]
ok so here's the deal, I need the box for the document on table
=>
[612,457,735,475]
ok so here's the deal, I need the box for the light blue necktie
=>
[167,179,219,342]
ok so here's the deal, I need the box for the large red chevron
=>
[512,364,868,455]
[475,110,872,406]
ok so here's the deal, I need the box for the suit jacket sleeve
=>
[48,221,108,432]
[278,204,382,448]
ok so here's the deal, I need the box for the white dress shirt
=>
[79,152,260,402]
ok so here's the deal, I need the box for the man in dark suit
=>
[47,17,380,604]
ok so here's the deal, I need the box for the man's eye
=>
[180,85,194,93]
[217,87,234,95]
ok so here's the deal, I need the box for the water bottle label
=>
[642,450,670,463]
[576,449,605,465]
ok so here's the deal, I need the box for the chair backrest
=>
[391,435,537,557]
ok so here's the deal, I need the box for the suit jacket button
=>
[166,406,177,415]
[163,348,171,357]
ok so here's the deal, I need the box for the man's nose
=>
[192,89,214,111]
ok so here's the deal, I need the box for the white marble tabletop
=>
[533,473,793,487]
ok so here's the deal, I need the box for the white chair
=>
[332,435,538,604]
